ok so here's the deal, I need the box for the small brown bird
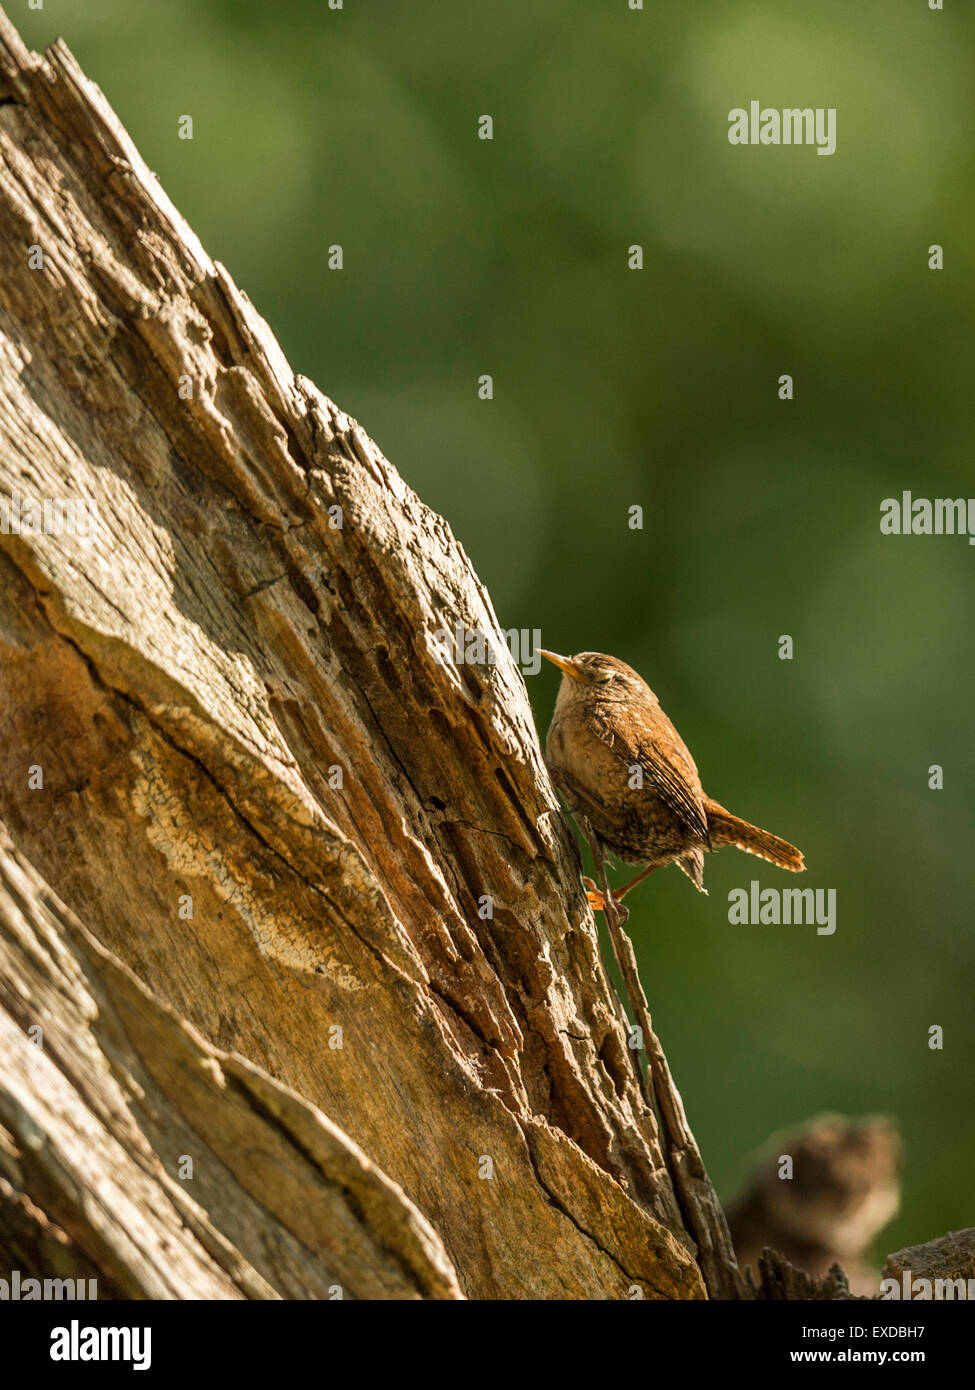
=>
[540,651,804,910]
[727,1115,901,1296]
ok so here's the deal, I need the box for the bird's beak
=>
[539,650,583,681]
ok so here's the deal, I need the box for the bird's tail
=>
[705,799,804,872]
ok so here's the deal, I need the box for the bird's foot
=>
[582,877,630,925]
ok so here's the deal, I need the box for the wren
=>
[540,651,804,909]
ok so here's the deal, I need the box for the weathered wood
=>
[754,1250,857,1302]
[0,11,715,1298]
[0,823,463,1299]
[884,1229,975,1297]
[757,1228,975,1301]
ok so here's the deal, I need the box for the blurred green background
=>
[19,0,974,1261]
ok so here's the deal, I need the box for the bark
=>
[884,1230,975,1294]
[0,10,715,1299]
[754,1229,975,1301]
[0,824,461,1300]
[754,1251,857,1302]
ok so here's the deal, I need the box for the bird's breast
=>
[546,704,702,864]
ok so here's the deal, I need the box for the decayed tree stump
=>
[0,10,737,1300]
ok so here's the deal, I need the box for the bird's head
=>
[539,650,654,705]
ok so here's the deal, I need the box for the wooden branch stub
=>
[586,827,747,1300]
[884,1229,975,1295]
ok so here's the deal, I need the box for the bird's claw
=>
[582,877,629,925]
[583,879,605,910]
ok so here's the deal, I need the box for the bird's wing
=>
[590,702,711,846]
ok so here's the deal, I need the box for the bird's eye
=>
[594,670,614,684]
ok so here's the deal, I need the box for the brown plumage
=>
[727,1115,901,1296]
[540,650,803,905]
